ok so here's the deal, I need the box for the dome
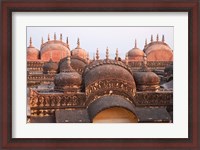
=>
[27,37,39,60]
[127,40,144,61]
[54,57,82,92]
[59,55,87,75]
[43,59,58,74]
[133,61,160,91]
[40,41,69,54]
[143,35,173,61]
[71,38,88,60]
[84,59,134,87]
[84,58,136,102]
[40,34,70,61]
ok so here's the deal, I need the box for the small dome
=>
[133,61,160,91]
[59,55,87,75]
[127,39,144,61]
[54,57,82,92]
[43,59,58,74]
[27,37,39,60]
[128,48,144,59]
[71,38,87,60]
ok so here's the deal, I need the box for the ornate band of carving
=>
[85,90,134,106]
[86,79,135,95]
[133,91,173,106]
[29,90,86,110]
[129,61,172,68]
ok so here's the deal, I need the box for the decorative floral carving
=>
[133,92,173,106]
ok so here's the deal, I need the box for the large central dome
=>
[83,58,136,105]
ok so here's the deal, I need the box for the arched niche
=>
[93,107,138,123]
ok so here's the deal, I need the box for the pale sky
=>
[27,27,173,59]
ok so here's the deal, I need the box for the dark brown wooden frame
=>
[1,0,199,149]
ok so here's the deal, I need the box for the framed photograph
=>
[1,0,199,149]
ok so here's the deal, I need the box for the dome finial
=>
[60,33,62,41]
[66,37,70,49]
[96,48,99,60]
[77,38,80,48]
[29,37,33,47]
[93,53,95,61]
[115,48,119,61]
[162,35,165,42]
[141,53,150,71]
[106,47,109,60]
[125,53,128,65]
[156,34,159,41]
[54,33,56,40]
[151,34,153,42]
[41,37,44,45]
[66,37,69,44]
[145,38,147,46]
[134,39,137,48]
[48,34,50,41]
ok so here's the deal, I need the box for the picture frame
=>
[1,0,199,149]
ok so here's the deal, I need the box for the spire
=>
[106,47,109,60]
[125,53,128,65]
[76,38,80,48]
[93,53,95,61]
[96,48,99,60]
[162,35,165,42]
[151,34,153,42]
[156,34,159,41]
[48,34,50,41]
[145,38,147,47]
[29,37,33,47]
[66,37,70,49]
[141,53,150,71]
[41,37,44,45]
[54,33,56,40]
[60,33,62,41]
[115,48,119,61]
[66,37,68,44]
[143,53,147,66]
[134,39,137,48]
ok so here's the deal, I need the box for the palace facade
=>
[27,33,173,123]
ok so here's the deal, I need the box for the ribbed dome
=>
[143,35,173,61]
[54,56,82,92]
[71,38,87,60]
[133,61,160,91]
[27,37,39,60]
[144,42,172,54]
[40,40,70,55]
